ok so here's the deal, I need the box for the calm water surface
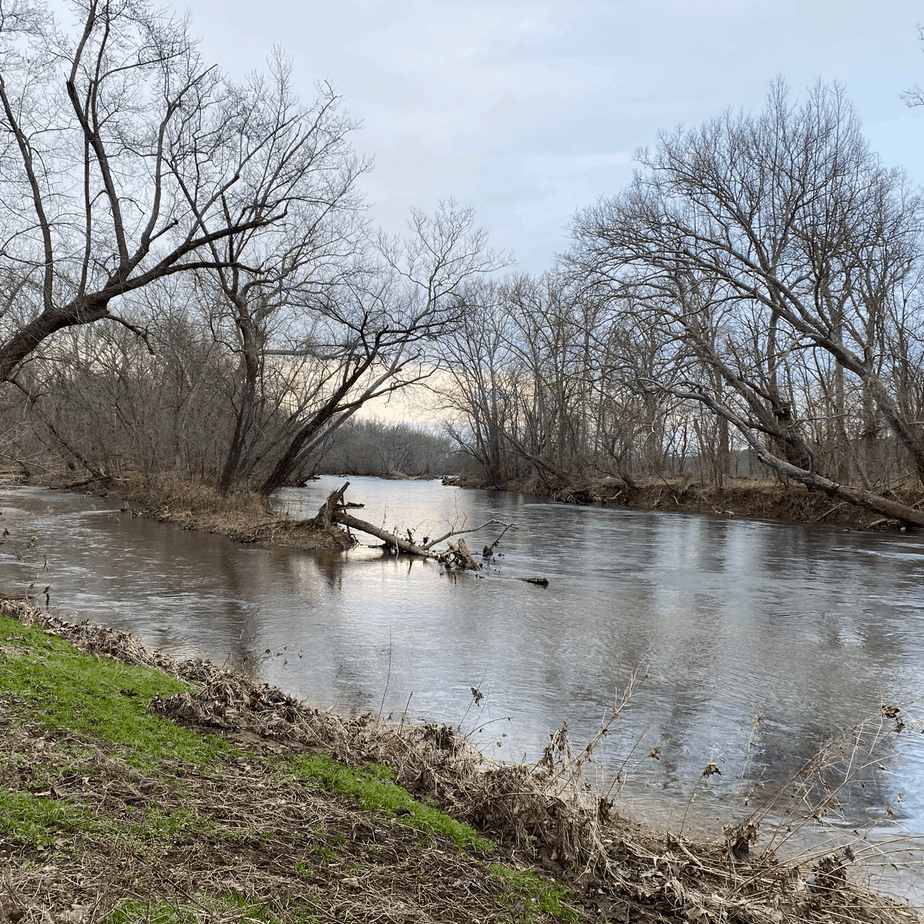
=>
[2,476,923,898]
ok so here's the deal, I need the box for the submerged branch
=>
[314,482,515,570]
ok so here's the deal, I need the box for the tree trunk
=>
[313,482,506,569]
[332,511,435,557]
[686,388,924,527]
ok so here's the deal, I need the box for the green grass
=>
[288,752,492,853]
[0,613,236,851]
[104,892,315,924]
[104,900,191,924]
[0,786,94,848]
[0,751,220,853]
[0,611,580,923]
[0,615,228,770]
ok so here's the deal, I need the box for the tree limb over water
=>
[312,482,516,569]
[666,382,924,528]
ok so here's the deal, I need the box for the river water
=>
[2,476,923,899]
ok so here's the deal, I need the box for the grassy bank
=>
[0,600,567,924]
[0,599,920,924]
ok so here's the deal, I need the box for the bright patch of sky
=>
[175,0,923,274]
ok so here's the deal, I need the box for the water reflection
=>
[2,478,923,847]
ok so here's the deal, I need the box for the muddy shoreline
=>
[448,474,923,533]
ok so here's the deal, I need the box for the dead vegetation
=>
[450,474,924,532]
[1,599,920,924]
[317,480,514,569]
[28,467,924,552]
[97,471,355,551]
[68,473,513,562]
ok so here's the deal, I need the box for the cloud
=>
[183,0,924,273]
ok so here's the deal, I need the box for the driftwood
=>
[314,482,515,570]
[332,510,434,557]
[443,538,479,570]
[312,481,364,527]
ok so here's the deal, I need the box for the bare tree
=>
[572,79,924,524]
[434,279,526,487]
[25,287,234,479]
[0,0,343,383]
[254,200,509,495]
[501,275,593,481]
[187,54,369,494]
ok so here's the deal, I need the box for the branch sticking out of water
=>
[318,482,517,570]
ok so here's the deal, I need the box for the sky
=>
[179,0,924,276]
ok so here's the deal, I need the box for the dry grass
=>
[495,474,924,531]
[112,472,353,551]
[29,467,924,534]
[0,599,920,924]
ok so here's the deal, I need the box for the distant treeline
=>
[317,420,461,479]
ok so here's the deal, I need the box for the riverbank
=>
[17,469,921,564]
[448,474,924,532]
[57,471,357,552]
[1,598,919,924]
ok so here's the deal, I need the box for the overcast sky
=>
[182,0,924,275]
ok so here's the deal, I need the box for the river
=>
[1,476,923,900]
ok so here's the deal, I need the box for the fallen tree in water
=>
[313,481,515,570]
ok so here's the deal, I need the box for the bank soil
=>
[1,599,920,924]
[447,475,923,533]
[27,471,923,565]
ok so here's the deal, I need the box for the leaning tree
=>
[571,79,924,526]
[0,0,354,384]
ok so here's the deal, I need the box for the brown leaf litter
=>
[1,598,921,924]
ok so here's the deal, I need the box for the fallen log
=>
[315,482,515,570]
[332,511,434,558]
